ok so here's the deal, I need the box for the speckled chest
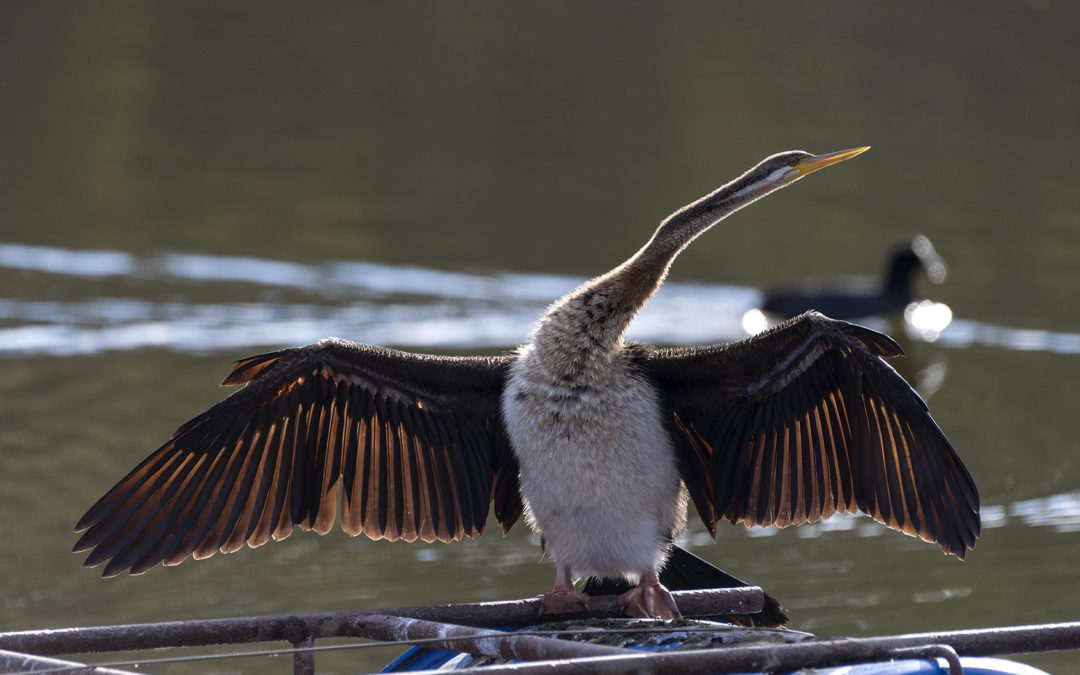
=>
[500,344,674,490]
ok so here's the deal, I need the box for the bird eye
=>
[786,156,800,167]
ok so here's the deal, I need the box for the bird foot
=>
[619,579,681,620]
[539,588,591,616]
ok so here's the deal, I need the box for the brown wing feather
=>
[636,312,980,558]
[74,338,522,577]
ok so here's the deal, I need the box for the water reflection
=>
[1009,492,1080,533]
[3,242,1079,357]
[937,319,1080,354]
[903,300,953,341]
[0,243,137,278]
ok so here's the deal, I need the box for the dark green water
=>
[2,3,1078,673]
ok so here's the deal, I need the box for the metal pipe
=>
[291,635,315,675]
[890,645,963,675]
[390,622,1080,675]
[0,649,141,675]
[0,587,762,656]
[348,613,630,662]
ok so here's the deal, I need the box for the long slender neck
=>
[529,167,785,378]
[615,177,769,311]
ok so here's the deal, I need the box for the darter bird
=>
[74,147,979,623]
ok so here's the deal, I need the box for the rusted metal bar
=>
[392,622,1080,675]
[388,587,763,627]
[351,613,630,661]
[0,587,762,657]
[0,648,142,674]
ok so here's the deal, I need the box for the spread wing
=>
[74,338,523,577]
[634,312,980,558]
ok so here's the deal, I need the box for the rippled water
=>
[5,242,1078,358]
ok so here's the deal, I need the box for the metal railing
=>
[1,588,1077,674]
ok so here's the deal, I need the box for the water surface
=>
[2,3,1078,673]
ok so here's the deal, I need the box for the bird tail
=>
[581,545,788,627]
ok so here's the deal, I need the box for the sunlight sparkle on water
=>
[3,243,1078,357]
[741,308,770,335]
[903,300,953,341]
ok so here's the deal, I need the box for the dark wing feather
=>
[74,338,522,577]
[635,312,979,558]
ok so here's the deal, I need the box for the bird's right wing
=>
[633,312,980,558]
[74,338,523,577]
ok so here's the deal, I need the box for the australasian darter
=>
[74,147,980,623]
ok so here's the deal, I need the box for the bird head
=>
[720,146,871,209]
[764,146,871,186]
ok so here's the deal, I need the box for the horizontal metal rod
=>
[352,612,630,662]
[0,648,141,674]
[0,587,762,657]
[393,621,1080,675]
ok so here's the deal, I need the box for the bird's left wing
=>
[74,338,522,577]
[631,312,979,558]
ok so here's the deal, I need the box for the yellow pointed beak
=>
[794,146,870,178]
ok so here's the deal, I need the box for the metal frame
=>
[1,588,1077,674]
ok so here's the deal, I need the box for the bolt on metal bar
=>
[0,587,762,657]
